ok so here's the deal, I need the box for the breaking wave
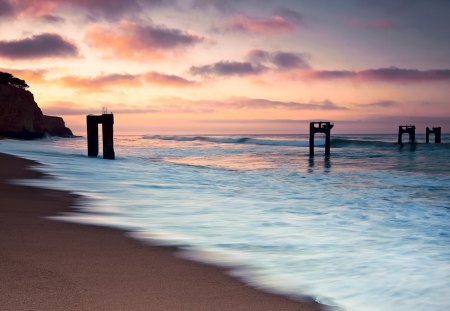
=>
[142,135,311,147]
[142,135,401,148]
[143,135,450,149]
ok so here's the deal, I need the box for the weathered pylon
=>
[426,127,441,144]
[398,125,415,145]
[309,121,334,158]
[86,113,115,160]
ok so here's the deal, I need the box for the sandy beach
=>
[0,152,326,311]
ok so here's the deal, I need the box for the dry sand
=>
[0,152,326,311]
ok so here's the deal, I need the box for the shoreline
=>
[0,152,327,311]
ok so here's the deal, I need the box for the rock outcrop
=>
[0,84,74,139]
[43,115,73,137]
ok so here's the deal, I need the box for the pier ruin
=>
[309,121,333,158]
[86,113,115,160]
[426,127,441,144]
[398,125,415,145]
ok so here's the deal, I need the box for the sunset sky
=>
[1,0,449,134]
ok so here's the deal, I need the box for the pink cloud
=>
[52,71,196,92]
[230,15,294,34]
[85,21,204,60]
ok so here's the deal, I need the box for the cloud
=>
[85,21,204,60]
[0,0,14,17]
[305,67,450,83]
[247,49,311,70]
[0,33,78,59]
[223,98,348,110]
[7,0,173,20]
[144,72,197,87]
[158,96,348,111]
[359,100,399,108]
[191,50,310,77]
[358,68,450,82]
[55,71,196,91]
[305,70,354,79]
[39,14,65,23]
[58,73,141,91]
[229,15,294,34]
[190,61,266,76]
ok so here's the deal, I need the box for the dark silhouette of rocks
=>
[0,71,73,139]
[43,115,73,137]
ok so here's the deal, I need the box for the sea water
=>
[1,134,449,311]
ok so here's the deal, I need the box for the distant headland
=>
[0,72,73,139]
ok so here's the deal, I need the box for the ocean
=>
[1,134,449,311]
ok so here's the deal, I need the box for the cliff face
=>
[0,84,73,139]
[0,84,45,139]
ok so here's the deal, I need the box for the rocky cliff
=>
[0,84,73,139]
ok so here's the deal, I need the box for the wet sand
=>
[0,152,326,311]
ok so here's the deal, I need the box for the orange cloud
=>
[85,20,204,60]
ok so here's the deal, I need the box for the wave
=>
[142,135,311,147]
[331,138,395,148]
[143,135,450,149]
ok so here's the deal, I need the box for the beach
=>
[0,152,325,311]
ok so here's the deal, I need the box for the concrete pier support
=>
[426,127,441,144]
[101,114,115,159]
[87,115,101,157]
[86,113,115,160]
[398,125,415,144]
[309,121,334,158]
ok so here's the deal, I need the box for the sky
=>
[0,0,449,134]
